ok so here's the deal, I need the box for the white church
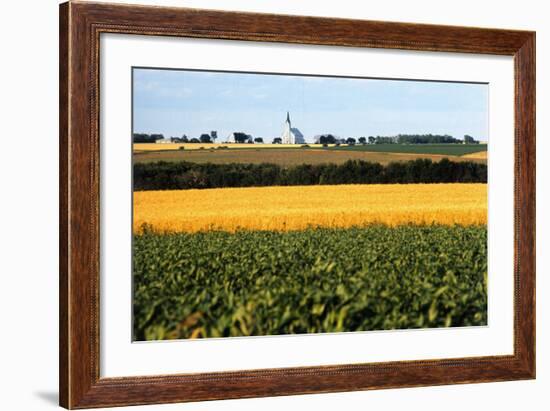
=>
[281,112,305,144]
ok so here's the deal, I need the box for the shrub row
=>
[133,158,487,191]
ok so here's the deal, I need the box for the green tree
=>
[234,132,250,143]
[133,133,159,143]
[200,133,212,143]
[464,135,479,144]
[318,134,337,144]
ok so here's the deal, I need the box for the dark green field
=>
[133,225,487,341]
[327,143,487,156]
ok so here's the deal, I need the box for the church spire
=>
[286,111,291,124]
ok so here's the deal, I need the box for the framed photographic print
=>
[59,1,535,409]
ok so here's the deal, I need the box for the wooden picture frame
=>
[59,1,535,408]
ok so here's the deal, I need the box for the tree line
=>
[371,134,479,144]
[134,158,487,191]
[134,133,480,145]
[133,133,218,144]
[133,133,165,143]
[316,134,480,145]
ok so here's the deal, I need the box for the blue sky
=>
[133,68,488,143]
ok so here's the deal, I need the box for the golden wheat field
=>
[133,143,332,152]
[134,183,487,233]
[461,151,488,160]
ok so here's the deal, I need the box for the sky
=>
[133,68,489,143]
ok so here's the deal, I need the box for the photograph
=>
[131,67,489,341]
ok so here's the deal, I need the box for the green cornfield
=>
[133,224,487,341]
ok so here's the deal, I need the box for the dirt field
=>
[133,147,487,165]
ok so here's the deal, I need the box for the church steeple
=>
[280,110,304,145]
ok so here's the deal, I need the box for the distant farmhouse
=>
[281,112,305,144]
